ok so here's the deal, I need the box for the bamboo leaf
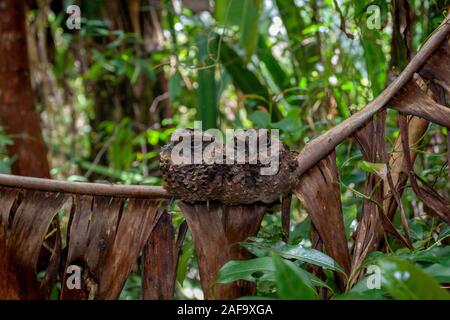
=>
[239,0,262,62]
[215,0,262,61]
[169,71,182,103]
[218,41,270,106]
[257,36,289,90]
[197,34,218,129]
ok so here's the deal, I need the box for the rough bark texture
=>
[0,0,50,178]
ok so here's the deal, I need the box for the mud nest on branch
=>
[160,130,300,205]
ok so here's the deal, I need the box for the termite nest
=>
[160,129,300,205]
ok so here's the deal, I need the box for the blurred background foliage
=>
[0,0,449,299]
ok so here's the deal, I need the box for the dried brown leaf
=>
[293,151,351,290]
[399,115,450,224]
[179,202,265,299]
[142,211,176,300]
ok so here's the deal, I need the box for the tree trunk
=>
[0,0,50,178]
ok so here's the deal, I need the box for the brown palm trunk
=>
[0,0,50,178]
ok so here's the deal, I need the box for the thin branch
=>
[0,173,169,198]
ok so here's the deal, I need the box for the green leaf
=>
[169,71,182,103]
[362,36,387,96]
[353,1,389,96]
[215,0,262,61]
[216,254,330,294]
[0,135,13,146]
[141,60,155,81]
[249,110,270,128]
[272,253,319,300]
[108,118,135,170]
[274,0,319,76]
[437,225,450,242]
[242,239,345,273]
[271,242,345,273]
[257,37,289,90]
[335,290,387,300]
[0,160,10,174]
[378,257,450,300]
[366,247,450,266]
[218,41,269,107]
[176,240,194,284]
[332,87,351,119]
[343,204,357,240]
[197,34,218,129]
[359,161,387,176]
[289,216,311,244]
[410,247,450,264]
[216,257,275,284]
[238,296,276,300]
[271,109,304,134]
[422,263,450,284]
[239,0,262,61]
[215,0,242,26]
[80,0,103,20]
[342,274,389,299]
[408,219,426,241]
